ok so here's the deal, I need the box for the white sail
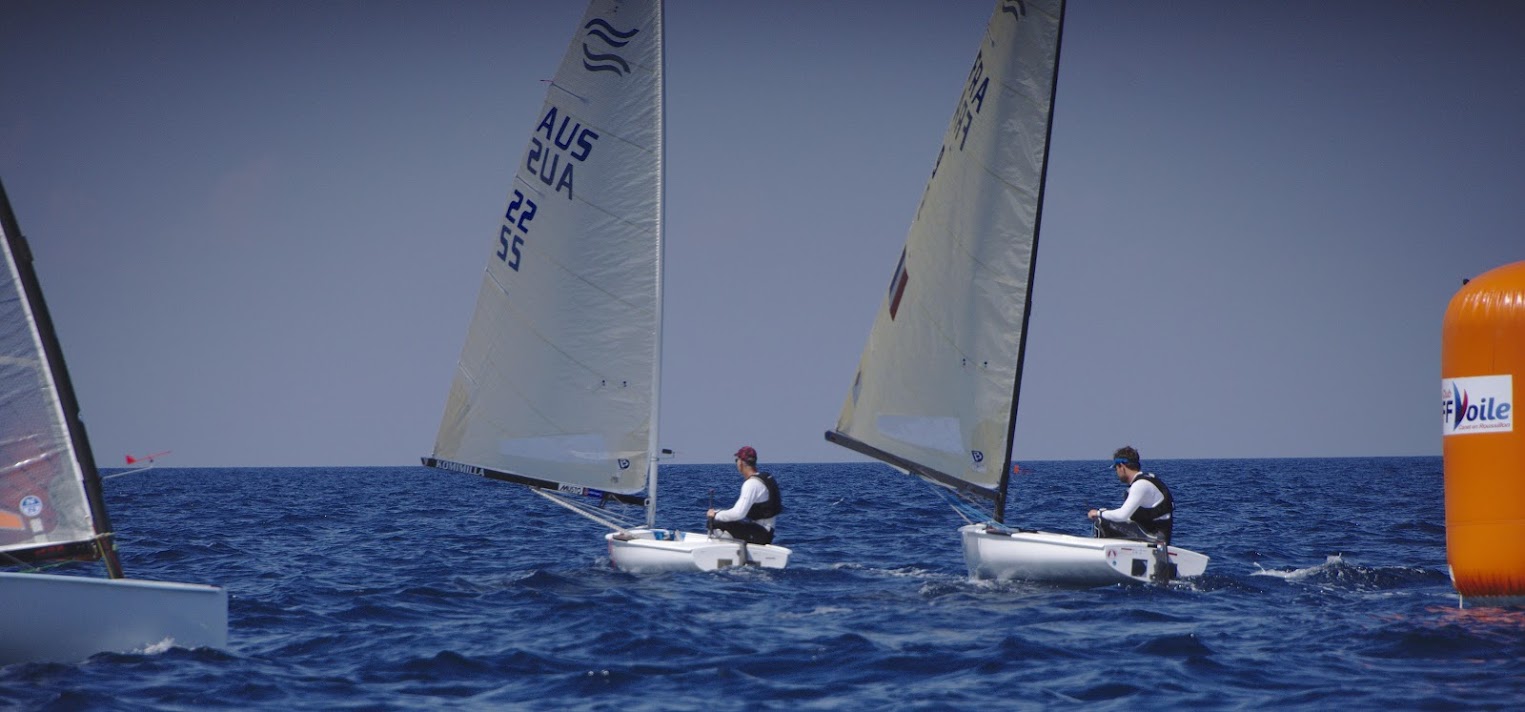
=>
[829,0,1064,513]
[431,0,664,497]
[0,187,100,559]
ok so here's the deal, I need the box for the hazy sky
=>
[2,1,1521,467]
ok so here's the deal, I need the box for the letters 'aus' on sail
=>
[0,187,99,559]
[432,0,663,496]
[832,0,1063,506]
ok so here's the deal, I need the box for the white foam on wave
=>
[778,606,854,618]
[826,561,942,580]
[138,637,177,655]
[1252,553,1346,580]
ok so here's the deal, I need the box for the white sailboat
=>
[423,0,790,574]
[825,0,1207,587]
[0,179,227,665]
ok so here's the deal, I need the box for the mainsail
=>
[427,0,664,515]
[0,178,122,575]
[1,179,227,664]
[827,0,1065,521]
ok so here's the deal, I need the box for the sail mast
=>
[644,0,666,529]
[0,179,123,577]
[995,0,1067,523]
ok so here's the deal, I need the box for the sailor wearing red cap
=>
[706,446,783,545]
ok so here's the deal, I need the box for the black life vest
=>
[1131,472,1173,538]
[745,472,783,520]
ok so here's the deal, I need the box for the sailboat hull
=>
[0,571,227,665]
[605,529,791,573]
[960,524,1209,586]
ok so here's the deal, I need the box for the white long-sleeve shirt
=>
[714,475,775,529]
[1100,476,1166,523]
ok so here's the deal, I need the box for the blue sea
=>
[3,457,1523,710]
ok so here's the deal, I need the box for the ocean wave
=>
[1252,554,1444,590]
[9,458,1525,708]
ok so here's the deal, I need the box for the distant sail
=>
[828,0,1064,517]
[430,0,664,497]
[0,179,116,568]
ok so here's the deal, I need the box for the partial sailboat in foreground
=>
[825,0,1207,586]
[423,0,789,573]
[0,179,227,665]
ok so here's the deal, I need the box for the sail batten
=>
[829,0,1065,523]
[430,0,664,501]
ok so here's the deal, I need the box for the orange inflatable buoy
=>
[1443,260,1525,605]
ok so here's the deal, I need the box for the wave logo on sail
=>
[617,458,631,470]
[970,450,987,473]
[1001,0,1027,20]
[887,247,910,320]
[1443,375,1513,435]
[582,18,639,76]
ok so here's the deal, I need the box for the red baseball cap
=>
[733,446,757,463]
